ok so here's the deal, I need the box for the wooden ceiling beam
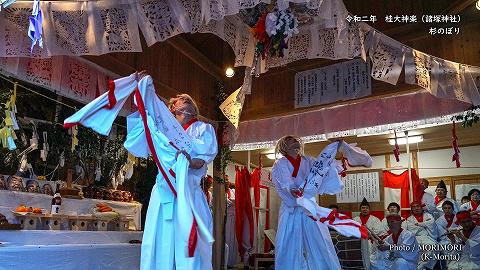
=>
[166,36,225,81]
[442,0,477,15]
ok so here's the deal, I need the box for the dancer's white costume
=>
[64,75,217,270]
[371,229,419,270]
[272,141,371,270]
[404,213,438,269]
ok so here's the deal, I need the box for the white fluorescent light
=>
[266,153,283,160]
[388,135,423,146]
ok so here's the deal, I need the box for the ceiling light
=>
[477,0,480,10]
[225,67,235,78]
[266,153,283,160]
[388,135,423,146]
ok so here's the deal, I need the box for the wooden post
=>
[384,154,391,169]
[412,151,419,173]
[213,134,226,270]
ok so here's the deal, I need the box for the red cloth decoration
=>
[235,166,254,258]
[451,122,461,168]
[383,169,421,219]
[104,80,116,109]
[285,155,301,177]
[252,13,268,42]
[391,228,403,245]
[340,154,348,177]
[393,130,400,162]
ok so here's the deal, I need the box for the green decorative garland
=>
[214,80,232,184]
[452,105,480,127]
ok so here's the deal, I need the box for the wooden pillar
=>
[412,151,419,173]
[213,139,226,269]
[384,154,391,169]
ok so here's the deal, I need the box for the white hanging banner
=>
[294,58,371,108]
[369,34,404,85]
[336,172,380,203]
[405,49,434,91]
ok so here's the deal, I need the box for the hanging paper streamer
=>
[405,49,433,91]
[369,34,405,85]
[0,83,19,150]
[220,87,244,129]
[0,0,16,10]
[393,130,400,162]
[28,0,43,52]
[451,122,461,168]
[70,126,78,151]
[40,131,49,161]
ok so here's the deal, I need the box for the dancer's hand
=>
[290,188,303,198]
[136,70,148,81]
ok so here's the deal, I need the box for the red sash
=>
[183,118,198,130]
[445,214,454,228]
[471,200,479,211]
[286,155,301,177]
[414,214,424,223]
[359,214,370,226]
[392,229,403,245]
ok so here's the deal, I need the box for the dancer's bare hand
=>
[136,70,149,80]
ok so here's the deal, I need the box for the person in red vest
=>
[435,200,459,269]
[271,135,341,270]
[447,211,480,269]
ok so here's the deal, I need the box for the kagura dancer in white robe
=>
[272,136,371,270]
[460,188,480,213]
[419,179,436,216]
[433,180,459,220]
[372,214,419,270]
[447,211,480,270]
[435,200,458,269]
[404,201,438,269]
[64,74,217,270]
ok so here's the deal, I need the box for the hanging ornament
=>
[40,131,49,162]
[27,0,43,52]
[59,152,65,167]
[451,122,461,168]
[0,83,19,150]
[393,130,400,162]
[70,125,78,152]
[339,154,348,177]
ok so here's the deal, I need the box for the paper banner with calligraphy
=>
[336,172,380,203]
[431,59,466,102]
[461,66,480,106]
[369,34,404,85]
[294,58,371,108]
[405,49,434,91]
[220,87,243,128]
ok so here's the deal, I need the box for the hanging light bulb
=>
[225,67,235,78]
